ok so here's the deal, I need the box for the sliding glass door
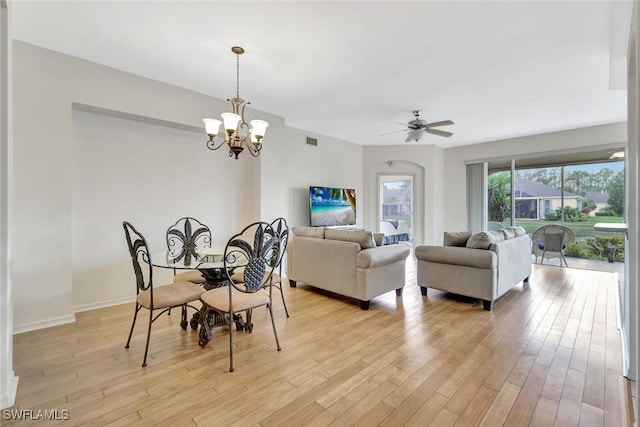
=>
[488,160,625,264]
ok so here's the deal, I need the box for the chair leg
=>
[180,305,188,330]
[278,285,290,318]
[268,303,282,352]
[228,311,235,373]
[142,309,153,368]
[125,304,141,349]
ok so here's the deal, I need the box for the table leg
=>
[198,305,246,347]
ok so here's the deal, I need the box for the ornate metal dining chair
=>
[230,217,290,317]
[532,224,576,267]
[198,221,282,372]
[167,217,211,285]
[123,221,205,367]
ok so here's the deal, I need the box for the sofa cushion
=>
[415,245,496,269]
[373,233,385,246]
[443,231,473,247]
[292,226,324,238]
[466,231,505,249]
[325,229,376,249]
[357,244,410,268]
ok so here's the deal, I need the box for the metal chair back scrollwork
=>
[123,221,204,367]
[198,221,282,372]
[225,221,280,293]
[166,217,211,264]
[266,217,290,317]
[123,221,153,298]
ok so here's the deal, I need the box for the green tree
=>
[593,168,614,191]
[606,170,625,215]
[488,173,510,222]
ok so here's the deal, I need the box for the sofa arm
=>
[414,245,496,269]
[357,244,410,268]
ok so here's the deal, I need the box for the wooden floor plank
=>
[479,382,521,427]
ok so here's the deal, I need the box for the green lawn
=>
[513,216,626,262]
[514,216,624,240]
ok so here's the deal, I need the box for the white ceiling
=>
[9,1,632,148]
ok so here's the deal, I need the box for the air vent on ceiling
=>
[306,136,318,146]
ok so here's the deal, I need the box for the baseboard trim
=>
[0,373,19,410]
[14,296,139,334]
[13,314,76,335]
[73,295,135,313]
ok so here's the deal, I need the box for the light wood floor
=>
[6,260,631,426]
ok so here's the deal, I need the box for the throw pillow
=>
[325,229,377,249]
[501,227,516,239]
[443,231,473,247]
[373,233,385,246]
[466,230,505,249]
[292,226,325,238]
[512,226,527,237]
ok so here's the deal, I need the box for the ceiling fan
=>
[382,110,454,142]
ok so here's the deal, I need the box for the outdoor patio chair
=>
[532,224,576,267]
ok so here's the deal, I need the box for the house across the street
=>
[513,178,581,219]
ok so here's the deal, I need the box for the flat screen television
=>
[309,186,356,227]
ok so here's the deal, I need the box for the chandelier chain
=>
[236,53,240,98]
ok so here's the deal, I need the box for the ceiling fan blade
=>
[405,128,425,142]
[427,120,454,127]
[378,129,409,136]
[427,128,453,138]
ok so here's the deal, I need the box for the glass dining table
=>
[150,247,248,344]
[151,247,245,289]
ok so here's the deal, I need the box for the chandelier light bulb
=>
[203,118,222,136]
[221,112,241,131]
[250,119,269,139]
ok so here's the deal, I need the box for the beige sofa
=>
[415,227,532,311]
[286,226,410,310]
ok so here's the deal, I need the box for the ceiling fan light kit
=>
[404,110,454,142]
[380,110,455,142]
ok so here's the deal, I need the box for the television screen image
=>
[309,186,356,227]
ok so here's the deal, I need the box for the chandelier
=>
[203,46,269,159]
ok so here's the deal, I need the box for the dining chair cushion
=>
[137,281,205,309]
[200,287,270,312]
[173,270,205,284]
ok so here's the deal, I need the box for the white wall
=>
[284,127,363,228]
[363,145,444,245]
[443,123,628,231]
[259,113,287,223]
[0,0,18,410]
[11,41,283,332]
[70,109,256,311]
